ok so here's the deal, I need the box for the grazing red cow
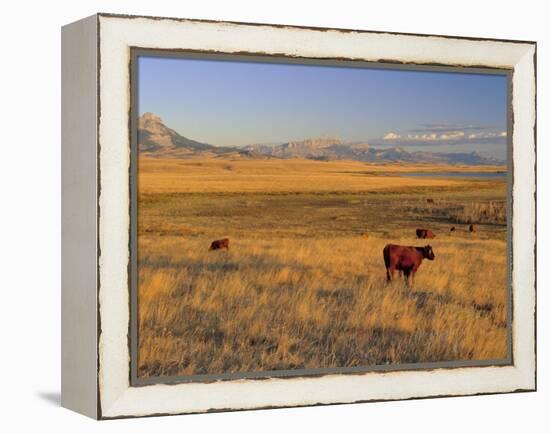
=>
[469,224,476,233]
[383,244,435,284]
[361,232,369,240]
[416,228,436,239]
[209,238,230,251]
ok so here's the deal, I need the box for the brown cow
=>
[416,228,436,239]
[426,198,435,204]
[209,238,230,251]
[469,224,475,233]
[450,226,456,232]
[383,244,435,284]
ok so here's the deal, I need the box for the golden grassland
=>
[138,157,506,194]
[137,157,509,378]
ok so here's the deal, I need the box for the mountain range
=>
[138,112,503,165]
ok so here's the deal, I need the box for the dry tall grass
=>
[136,157,509,378]
[448,201,507,225]
[402,200,507,226]
[137,235,507,377]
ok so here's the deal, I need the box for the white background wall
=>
[0,0,546,432]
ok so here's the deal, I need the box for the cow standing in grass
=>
[383,244,435,285]
[416,228,436,239]
[209,238,230,251]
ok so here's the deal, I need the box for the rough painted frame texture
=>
[64,13,536,419]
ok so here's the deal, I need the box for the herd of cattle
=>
[207,223,477,285]
[416,224,475,238]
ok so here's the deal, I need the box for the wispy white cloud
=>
[378,124,506,147]
[383,132,401,140]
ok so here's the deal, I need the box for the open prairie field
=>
[136,157,509,378]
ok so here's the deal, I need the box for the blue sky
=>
[138,56,508,159]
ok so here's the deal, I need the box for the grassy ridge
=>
[136,157,508,378]
[138,157,506,194]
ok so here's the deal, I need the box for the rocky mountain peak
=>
[138,113,174,148]
[285,137,343,149]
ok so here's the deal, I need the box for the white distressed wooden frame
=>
[61,13,536,419]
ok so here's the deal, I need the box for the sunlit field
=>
[136,157,509,378]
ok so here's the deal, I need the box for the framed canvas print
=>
[61,13,536,419]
